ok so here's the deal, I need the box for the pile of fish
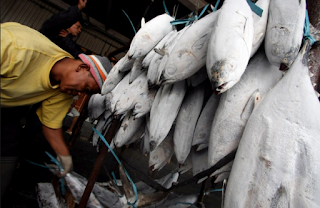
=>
[84,0,320,207]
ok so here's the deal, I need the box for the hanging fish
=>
[224,40,320,207]
[206,0,253,94]
[264,0,306,70]
[128,13,175,59]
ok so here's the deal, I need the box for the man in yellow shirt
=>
[1,22,112,196]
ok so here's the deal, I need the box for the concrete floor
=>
[2,115,223,208]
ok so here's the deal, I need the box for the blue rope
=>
[246,0,263,17]
[26,159,50,169]
[45,151,65,196]
[303,10,316,45]
[213,0,220,12]
[92,126,139,208]
[122,10,137,34]
[198,4,210,19]
[163,0,170,16]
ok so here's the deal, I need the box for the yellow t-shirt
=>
[1,22,74,129]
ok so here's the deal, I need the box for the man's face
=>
[69,21,82,37]
[59,61,100,96]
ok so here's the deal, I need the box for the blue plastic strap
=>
[198,4,210,19]
[92,127,139,207]
[163,0,170,16]
[213,0,220,12]
[26,159,50,169]
[45,151,65,195]
[303,10,316,45]
[246,0,263,17]
[122,10,137,34]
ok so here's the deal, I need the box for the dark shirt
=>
[40,5,83,58]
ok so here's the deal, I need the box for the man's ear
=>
[77,63,90,72]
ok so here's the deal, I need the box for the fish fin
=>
[141,17,146,28]
[241,89,260,120]
[315,90,320,98]
[221,179,227,208]
[154,48,166,56]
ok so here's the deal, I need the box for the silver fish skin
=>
[125,121,145,146]
[210,161,233,184]
[187,65,208,87]
[128,13,175,59]
[250,0,270,57]
[143,29,177,70]
[87,93,108,122]
[114,111,145,148]
[178,151,193,175]
[133,87,157,119]
[140,113,151,155]
[109,73,131,113]
[92,109,112,146]
[71,172,123,208]
[129,57,145,84]
[173,84,205,164]
[192,93,221,151]
[264,0,306,69]
[114,71,148,116]
[207,49,282,169]
[101,63,125,95]
[224,41,320,208]
[149,129,174,172]
[155,25,190,86]
[206,0,253,94]
[37,183,64,208]
[159,11,220,85]
[149,80,187,151]
[64,173,103,208]
[118,52,135,73]
[161,193,198,208]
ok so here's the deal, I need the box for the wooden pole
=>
[77,117,120,208]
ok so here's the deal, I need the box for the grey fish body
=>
[173,84,205,164]
[208,49,282,168]
[128,13,174,59]
[224,41,320,207]
[149,129,174,172]
[160,11,220,85]
[101,62,125,95]
[129,57,145,84]
[206,0,253,94]
[87,93,108,122]
[114,111,145,148]
[149,80,187,151]
[133,87,157,119]
[192,93,221,151]
[265,0,306,68]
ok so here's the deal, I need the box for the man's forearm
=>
[42,125,70,156]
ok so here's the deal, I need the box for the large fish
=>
[250,0,270,57]
[159,10,221,85]
[64,173,103,208]
[192,93,220,151]
[37,183,64,208]
[101,63,125,95]
[264,0,306,69]
[129,57,145,84]
[114,71,149,116]
[173,84,204,164]
[224,40,320,207]
[207,48,282,168]
[108,73,131,113]
[132,87,157,119]
[87,93,108,122]
[149,80,187,151]
[128,13,175,59]
[149,129,174,172]
[113,111,145,148]
[206,0,253,94]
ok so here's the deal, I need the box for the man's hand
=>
[78,0,87,11]
[59,29,69,37]
[57,154,73,177]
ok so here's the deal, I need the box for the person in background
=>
[40,0,87,58]
[1,22,112,197]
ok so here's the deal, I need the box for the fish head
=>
[208,59,240,94]
[128,33,153,59]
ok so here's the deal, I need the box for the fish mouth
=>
[279,63,289,71]
[214,82,228,95]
